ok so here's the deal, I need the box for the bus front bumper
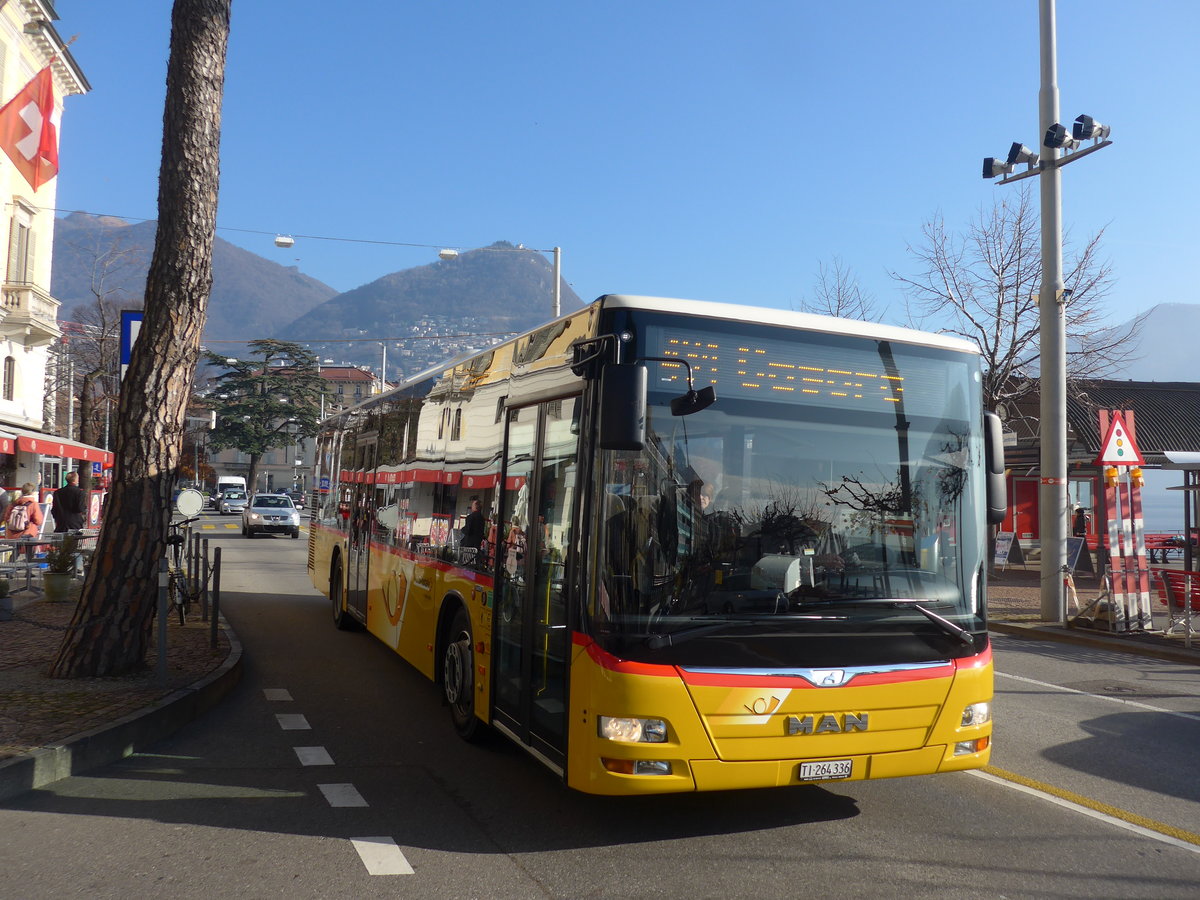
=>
[574,743,991,795]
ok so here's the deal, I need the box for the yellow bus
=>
[308,295,1005,795]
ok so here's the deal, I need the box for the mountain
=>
[276,242,582,341]
[274,241,583,377]
[51,212,339,341]
[1113,303,1200,382]
[51,218,582,378]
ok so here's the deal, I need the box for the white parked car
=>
[242,493,301,538]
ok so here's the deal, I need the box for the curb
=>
[0,617,243,803]
[990,620,1200,666]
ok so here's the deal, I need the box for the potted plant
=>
[41,534,80,602]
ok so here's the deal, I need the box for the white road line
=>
[319,783,368,807]
[351,837,414,875]
[263,688,293,701]
[968,770,1200,855]
[294,746,334,766]
[275,713,311,730]
[995,670,1200,722]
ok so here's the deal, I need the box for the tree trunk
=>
[246,452,261,497]
[77,369,102,494]
[50,0,232,678]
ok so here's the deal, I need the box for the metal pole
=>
[157,558,168,684]
[210,547,221,650]
[201,537,210,622]
[552,246,562,319]
[66,358,74,437]
[1038,0,1068,621]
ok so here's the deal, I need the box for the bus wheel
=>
[444,608,482,742]
[331,558,354,630]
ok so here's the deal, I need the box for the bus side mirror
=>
[670,385,716,417]
[984,411,1007,525]
[598,364,647,450]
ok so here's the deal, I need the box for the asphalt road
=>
[1,516,1199,898]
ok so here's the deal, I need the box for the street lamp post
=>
[981,0,1112,622]
[552,246,562,318]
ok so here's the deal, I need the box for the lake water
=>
[1140,468,1191,533]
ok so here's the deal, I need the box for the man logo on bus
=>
[786,713,870,735]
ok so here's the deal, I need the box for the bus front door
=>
[492,398,578,770]
[346,439,377,622]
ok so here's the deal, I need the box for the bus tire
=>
[331,558,354,630]
[444,607,482,742]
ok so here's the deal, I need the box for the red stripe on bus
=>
[574,633,679,678]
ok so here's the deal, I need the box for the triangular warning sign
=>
[1094,411,1144,466]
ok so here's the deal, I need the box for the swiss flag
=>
[0,66,59,191]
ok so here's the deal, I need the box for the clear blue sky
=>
[49,1,1199,325]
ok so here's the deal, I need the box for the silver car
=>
[217,489,249,516]
[242,493,301,538]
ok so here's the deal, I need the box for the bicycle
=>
[166,516,204,625]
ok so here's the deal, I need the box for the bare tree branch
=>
[798,257,882,322]
[888,185,1138,414]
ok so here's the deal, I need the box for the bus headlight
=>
[598,716,667,743]
[602,758,672,775]
[961,702,991,727]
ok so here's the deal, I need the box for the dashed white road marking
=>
[294,746,335,766]
[263,688,293,701]
[275,713,311,730]
[319,783,368,807]
[351,837,414,875]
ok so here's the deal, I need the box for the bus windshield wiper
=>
[792,597,975,648]
[894,601,975,648]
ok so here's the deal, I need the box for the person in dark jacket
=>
[460,498,486,549]
[51,471,87,533]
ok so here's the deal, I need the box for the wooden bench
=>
[1144,534,1187,564]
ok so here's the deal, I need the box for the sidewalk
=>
[1,566,1196,803]
[0,588,242,802]
[986,561,1200,665]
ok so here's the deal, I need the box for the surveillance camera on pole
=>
[982,157,1014,179]
[1072,114,1110,142]
[1006,142,1039,167]
[1042,123,1079,150]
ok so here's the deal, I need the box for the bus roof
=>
[596,294,980,356]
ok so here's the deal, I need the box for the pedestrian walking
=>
[51,471,87,532]
[6,482,44,560]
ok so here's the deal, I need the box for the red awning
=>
[0,436,13,454]
[15,433,114,465]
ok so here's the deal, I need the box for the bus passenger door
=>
[492,398,578,769]
[346,439,377,622]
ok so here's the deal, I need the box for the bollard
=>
[157,557,168,685]
[201,538,210,622]
[189,531,199,598]
[209,546,221,650]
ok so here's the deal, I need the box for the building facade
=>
[0,3,104,500]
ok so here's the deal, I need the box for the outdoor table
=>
[0,537,50,594]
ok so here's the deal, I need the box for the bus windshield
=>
[588,313,988,666]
